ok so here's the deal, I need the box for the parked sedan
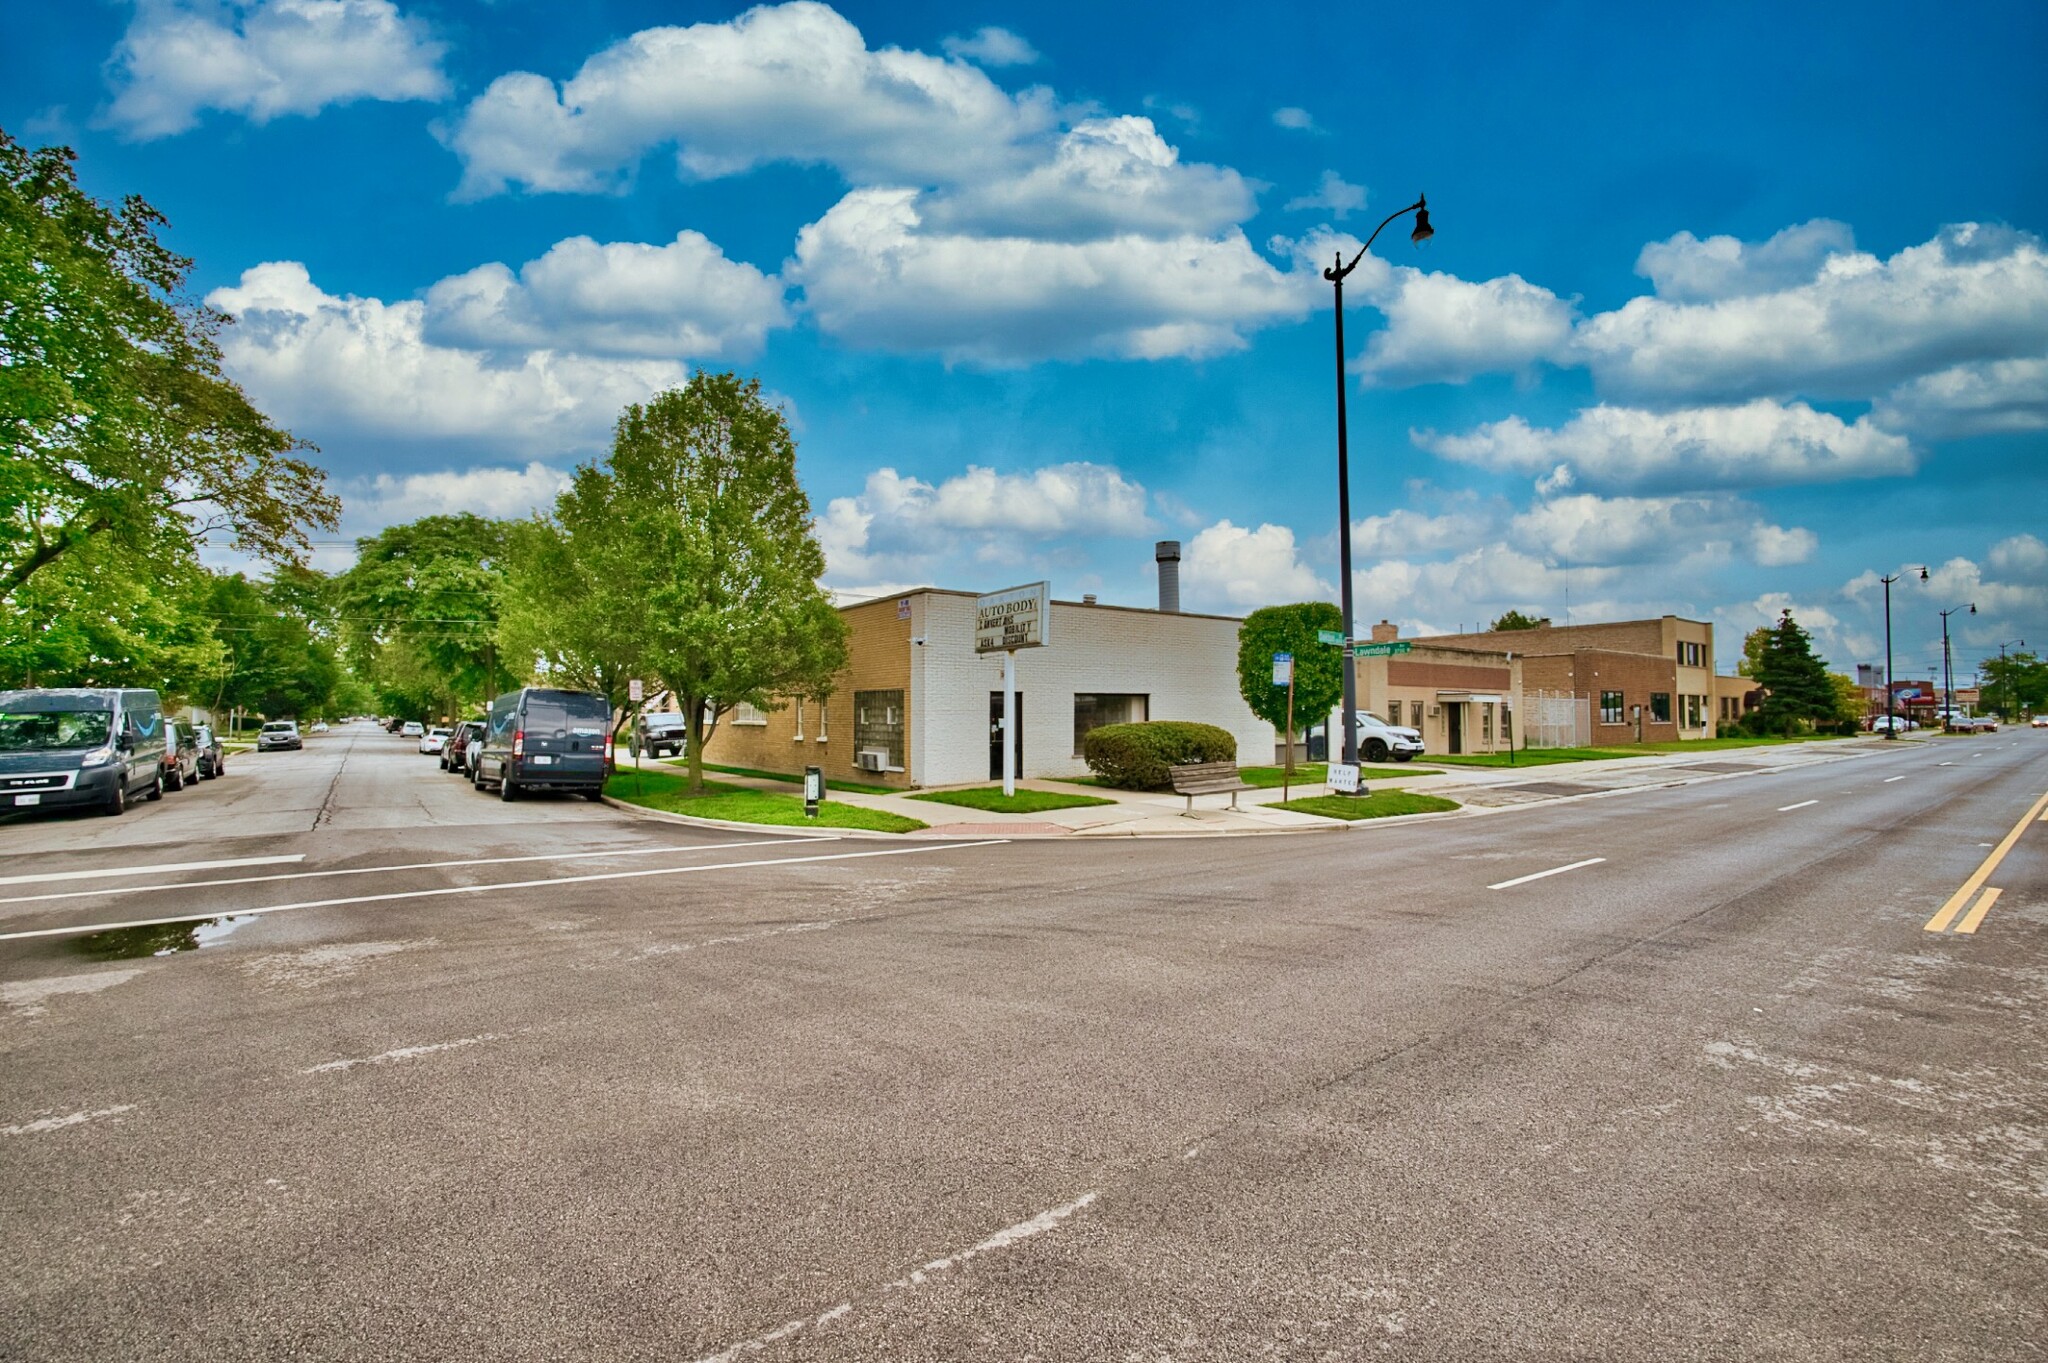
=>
[193,724,226,779]
[442,720,484,773]
[418,726,451,755]
[258,720,302,751]
[400,721,424,738]
[161,719,201,791]
[2032,714,2048,728]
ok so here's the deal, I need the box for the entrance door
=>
[988,691,1023,780]
[1445,702,1465,755]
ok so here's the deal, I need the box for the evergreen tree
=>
[1751,610,1834,733]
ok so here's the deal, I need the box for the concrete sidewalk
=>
[611,736,1901,837]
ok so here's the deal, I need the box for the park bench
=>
[1169,759,1255,813]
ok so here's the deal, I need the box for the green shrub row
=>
[1081,720,1237,789]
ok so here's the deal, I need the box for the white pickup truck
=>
[1350,710,1425,763]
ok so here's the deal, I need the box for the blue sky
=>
[6,0,2046,684]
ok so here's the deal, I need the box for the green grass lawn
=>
[908,786,1117,814]
[1238,761,1441,787]
[1624,733,1856,753]
[1274,791,1461,820]
[611,766,925,832]
[657,759,898,795]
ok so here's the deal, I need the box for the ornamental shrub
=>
[1081,720,1238,790]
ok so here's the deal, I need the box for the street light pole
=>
[1993,638,2024,718]
[1939,601,1976,725]
[1325,195,1432,778]
[1879,566,1927,738]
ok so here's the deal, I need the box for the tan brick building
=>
[1413,614,1718,741]
[1352,639,1522,757]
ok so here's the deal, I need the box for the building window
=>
[1074,693,1148,754]
[853,689,905,769]
[817,699,828,742]
[1600,691,1624,725]
[792,699,804,741]
[1650,692,1672,724]
[733,702,768,726]
[1676,640,1704,667]
[1481,704,1494,745]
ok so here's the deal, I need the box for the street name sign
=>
[975,581,1051,654]
[1352,641,1414,658]
[1316,629,1345,645]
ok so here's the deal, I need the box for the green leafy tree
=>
[1978,650,2047,716]
[337,514,517,718]
[1235,603,1344,745]
[1828,672,1868,726]
[1,131,337,602]
[1748,611,1835,734]
[0,537,224,699]
[547,372,847,793]
[201,569,344,721]
[1489,609,1545,631]
[1736,625,1770,678]
[497,517,647,741]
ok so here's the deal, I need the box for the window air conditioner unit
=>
[855,749,888,772]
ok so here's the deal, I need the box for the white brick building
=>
[700,585,1274,790]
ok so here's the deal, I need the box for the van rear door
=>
[519,691,609,782]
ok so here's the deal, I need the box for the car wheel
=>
[165,765,183,792]
[1365,739,1389,763]
[102,779,127,817]
[499,773,518,802]
[584,788,606,802]
[146,767,165,801]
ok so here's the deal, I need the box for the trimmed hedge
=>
[1081,720,1238,790]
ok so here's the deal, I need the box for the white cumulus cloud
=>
[1579,223,2048,404]
[206,261,687,455]
[442,1,1055,198]
[1285,171,1367,221]
[1355,258,1580,386]
[1180,520,1331,610]
[1634,219,1857,302]
[1870,355,2048,439]
[422,230,789,360]
[1419,400,1915,493]
[103,0,448,139]
[1507,493,1814,567]
[817,463,1153,585]
[789,189,1312,364]
[941,25,1039,67]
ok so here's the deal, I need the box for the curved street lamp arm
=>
[1324,197,1429,282]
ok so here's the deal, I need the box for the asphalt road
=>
[1,724,2043,1361]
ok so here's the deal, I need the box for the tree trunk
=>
[685,693,707,795]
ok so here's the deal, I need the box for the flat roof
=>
[834,586,1245,625]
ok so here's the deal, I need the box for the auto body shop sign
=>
[975,582,1051,654]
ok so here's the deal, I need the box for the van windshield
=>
[0,709,112,752]
[525,690,610,737]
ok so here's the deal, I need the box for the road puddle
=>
[73,915,257,960]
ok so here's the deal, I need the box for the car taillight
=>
[513,729,524,757]
[604,733,614,762]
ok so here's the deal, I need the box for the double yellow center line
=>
[1924,787,2048,934]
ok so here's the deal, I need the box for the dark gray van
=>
[0,688,167,816]
[473,687,612,801]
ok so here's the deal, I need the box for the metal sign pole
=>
[1285,667,1295,803]
[1003,649,1017,797]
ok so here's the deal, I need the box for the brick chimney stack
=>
[1370,620,1399,643]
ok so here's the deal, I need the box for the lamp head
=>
[1918,566,1929,580]
[1969,602,1977,614]
[1410,196,1433,245]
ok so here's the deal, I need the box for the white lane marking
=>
[306,1032,508,1074]
[0,839,787,908]
[1488,857,1605,891]
[3,1104,135,1136]
[1939,761,1955,766]
[0,853,303,888]
[690,1192,1098,1363]
[1777,800,1819,812]
[1883,776,1906,783]
[0,841,1010,944]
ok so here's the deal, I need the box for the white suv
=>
[1351,710,1425,762]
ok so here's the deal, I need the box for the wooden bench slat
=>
[1169,760,1253,811]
